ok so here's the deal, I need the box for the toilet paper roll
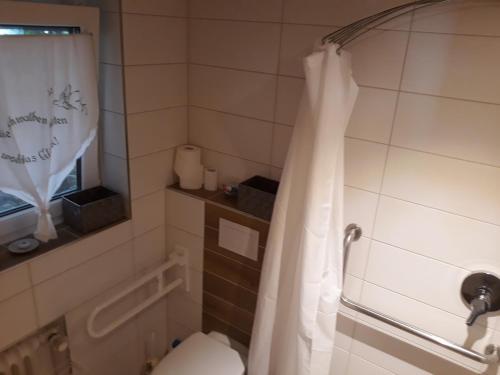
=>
[174,145,203,190]
[204,168,218,191]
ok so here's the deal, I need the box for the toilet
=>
[152,331,246,375]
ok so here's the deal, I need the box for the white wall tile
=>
[190,19,281,74]
[348,354,396,375]
[346,87,398,144]
[34,241,135,326]
[402,33,500,104]
[129,148,175,199]
[382,147,500,225]
[122,14,186,65]
[365,241,470,321]
[345,138,387,193]
[347,30,409,90]
[165,189,205,237]
[344,186,379,238]
[392,92,500,166]
[189,107,273,165]
[131,191,166,237]
[189,65,277,121]
[133,227,166,273]
[373,196,500,274]
[345,236,370,279]
[166,225,204,272]
[125,64,187,114]
[271,124,293,168]
[99,63,124,114]
[0,265,31,302]
[122,0,187,16]
[332,347,350,375]
[166,292,202,331]
[30,221,134,284]
[101,153,130,204]
[202,149,271,186]
[279,24,332,78]
[284,0,412,29]
[275,76,304,126]
[189,0,282,22]
[128,107,188,159]
[100,12,122,65]
[0,290,38,351]
[136,298,168,361]
[412,1,500,36]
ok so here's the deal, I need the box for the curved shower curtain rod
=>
[322,0,448,51]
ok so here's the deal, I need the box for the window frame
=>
[0,1,100,243]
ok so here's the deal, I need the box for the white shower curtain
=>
[248,44,358,375]
[0,35,98,242]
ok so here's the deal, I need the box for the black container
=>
[63,186,125,234]
[238,176,279,221]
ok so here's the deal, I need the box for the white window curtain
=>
[0,34,98,242]
[248,43,359,375]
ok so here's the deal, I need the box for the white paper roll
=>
[174,145,203,189]
[204,167,218,191]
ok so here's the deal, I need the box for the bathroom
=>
[0,0,500,374]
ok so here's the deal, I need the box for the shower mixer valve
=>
[461,272,500,326]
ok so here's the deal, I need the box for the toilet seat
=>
[152,332,245,375]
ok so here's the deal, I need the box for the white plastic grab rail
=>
[87,247,189,339]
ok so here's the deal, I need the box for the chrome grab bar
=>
[342,224,500,365]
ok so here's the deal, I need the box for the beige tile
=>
[270,166,283,181]
[101,110,126,158]
[190,19,280,74]
[332,347,350,375]
[166,292,202,331]
[284,0,412,29]
[132,190,166,236]
[133,227,166,273]
[123,14,186,65]
[189,107,273,165]
[412,1,500,36]
[275,76,304,126]
[34,241,135,326]
[0,265,31,303]
[346,87,398,144]
[348,354,396,375]
[100,11,122,65]
[165,189,205,237]
[125,64,187,114]
[279,24,332,78]
[99,63,124,113]
[335,314,356,351]
[189,0,282,22]
[166,225,203,272]
[202,149,271,186]
[344,186,379,238]
[129,149,176,199]
[189,65,276,121]
[121,0,187,16]
[365,241,471,321]
[0,290,38,351]
[392,92,500,166]
[271,124,293,168]
[382,147,500,225]
[82,0,120,12]
[128,107,187,159]
[402,33,500,104]
[101,153,130,202]
[345,236,370,279]
[136,299,168,361]
[345,138,387,193]
[373,196,500,274]
[30,221,134,284]
[347,30,409,90]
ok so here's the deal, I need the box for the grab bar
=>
[87,247,189,339]
[342,224,499,365]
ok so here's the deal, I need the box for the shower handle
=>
[461,272,500,326]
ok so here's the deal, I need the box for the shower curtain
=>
[248,44,358,375]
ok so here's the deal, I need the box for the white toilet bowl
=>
[152,332,245,375]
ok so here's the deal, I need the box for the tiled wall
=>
[0,0,189,374]
[187,1,500,374]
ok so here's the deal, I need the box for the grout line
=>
[127,104,187,117]
[203,269,259,296]
[190,62,278,77]
[190,104,274,124]
[123,61,187,68]
[121,12,188,19]
[203,290,255,317]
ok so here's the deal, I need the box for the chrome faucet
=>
[461,272,500,326]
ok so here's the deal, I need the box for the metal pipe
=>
[342,224,499,365]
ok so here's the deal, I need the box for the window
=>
[0,25,82,218]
